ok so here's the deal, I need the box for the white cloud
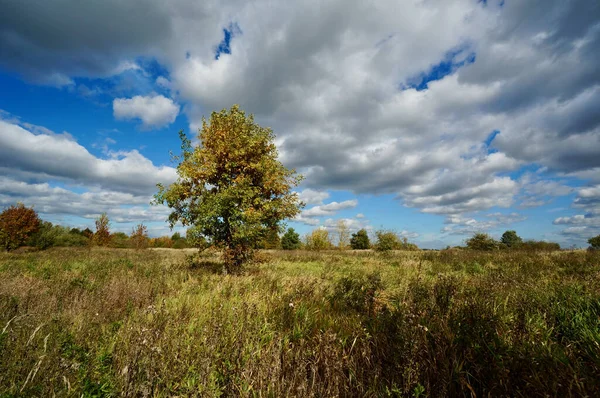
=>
[302,200,358,217]
[113,94,180,128]
[442,212,526,236]
[297,188,330,205]
[0,118,176,195]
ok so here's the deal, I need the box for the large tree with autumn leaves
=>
[155,105,303,271]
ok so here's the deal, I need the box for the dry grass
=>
[0,247,599,397]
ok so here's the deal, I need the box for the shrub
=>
[374,230,399,252]
[521,240,561,251]
[305,228,331,250]
[350,229,370,250]
[466,233,499,251]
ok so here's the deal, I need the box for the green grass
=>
[1,248,599,396]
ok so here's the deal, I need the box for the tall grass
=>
[1,248,599,396]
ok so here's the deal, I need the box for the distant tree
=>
[171,232,182,241]
[305,228,331,251]
[336,220,350,250]
[281,228,301,250]
[350,229,370,250]
[82,228,94,239]
[589,235,600,251]
[0,203,41,251]
[154,105,303,271]
[501,230,523,248]
[466,233,499,251]
[131,223,149,249]
[374,230,400,252]
[93,213,111,247]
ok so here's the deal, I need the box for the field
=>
[1,248,599,397]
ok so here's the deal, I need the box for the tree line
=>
[0,204,190,251]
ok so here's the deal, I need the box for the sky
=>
[0,0,599,248]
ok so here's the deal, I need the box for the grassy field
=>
[1,248,599,397]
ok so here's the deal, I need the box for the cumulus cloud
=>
[302,200,358,217]
[442,212,526,236]
[553,185,600,240]
[0,176,171,224]
[294,199,359,226]
[297,189,330,205]
[0,117,176,195]
[113,94,180,128]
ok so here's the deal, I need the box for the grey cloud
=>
[0,0,172,83]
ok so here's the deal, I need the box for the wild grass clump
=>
[0,247,599,396]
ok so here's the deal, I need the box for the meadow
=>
[1,248,599,397]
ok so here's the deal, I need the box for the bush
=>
[466,233,499,251]
[305,229,331,251]
[28,222,89,249]
[350,229,370,250]
[521,240,561,251]
[374,230,399,252]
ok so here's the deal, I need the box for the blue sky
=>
[0,0,599,248]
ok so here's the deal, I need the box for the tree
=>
[374,230,400,252]
[336,220,350,249]
[93,213,111,246]
[466,233,499,251]
[350,229,370,250]
[281,228,301,250]
[305,228,331,251]
[588,235,600,251]
[0,203,41,251]
[501,230,523,248]
[82,228,94,239]
[131,223,149,249]
[154,105,303,271]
